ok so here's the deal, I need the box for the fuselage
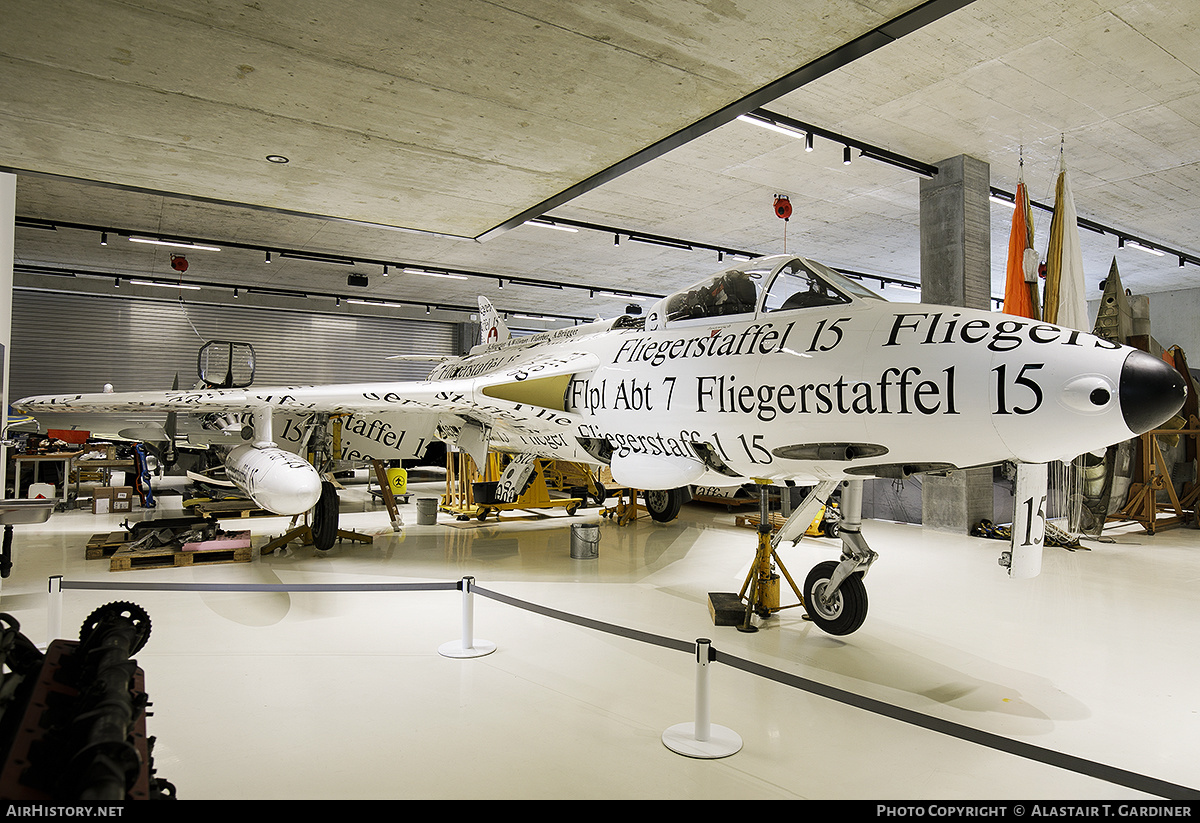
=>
[426,255,1185,490]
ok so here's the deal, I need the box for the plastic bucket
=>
[385,467,407,494]
[416,497,439,525]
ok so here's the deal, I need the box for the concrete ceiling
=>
[4,0,1200,336]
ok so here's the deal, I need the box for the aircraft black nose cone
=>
[1120,350,1187,434]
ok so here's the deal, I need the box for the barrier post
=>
[46,575,62,645]
[662,639,742,758]
[438,576,496,658]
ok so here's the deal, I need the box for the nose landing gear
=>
[732,478,876,636]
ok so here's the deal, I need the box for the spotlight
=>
[100,232,108,246]
[805,132,813,152]
[843,146,852,165]
[265,251,272,263]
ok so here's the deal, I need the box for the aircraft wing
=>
[14,350,599,449]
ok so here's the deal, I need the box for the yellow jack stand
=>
[735,482,805,633]
[600,488,643,525]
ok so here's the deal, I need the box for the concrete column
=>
[919,155,994,532]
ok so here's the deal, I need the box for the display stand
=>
[1113,418,1199,534]
[440,452,582,521]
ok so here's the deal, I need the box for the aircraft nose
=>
[1119,350,1187,435]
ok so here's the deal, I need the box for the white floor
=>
[2,472,1199,801]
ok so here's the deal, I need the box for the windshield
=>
[762,258,852,312]
[804,258,886,302]
[651,255,884,328]
[660,261,771,323]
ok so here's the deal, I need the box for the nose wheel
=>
[802,560,868,636]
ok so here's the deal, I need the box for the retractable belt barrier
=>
[46,575,1200,799]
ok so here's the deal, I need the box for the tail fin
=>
[478,296,510,345]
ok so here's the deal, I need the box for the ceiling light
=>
[523,219,578,233]
[1126,240,1164,256]
[100,232,108,246]
[129,279,201,290]
[278,251,354,265]
[15,219,55,231]
[383,265,389,276]
[128,236,221,252]
[736,113,804,140]
[265,251,272,263]
[989,194,1015,208]
[843,146,852,165]
[405,268,468,280]
[266,155,289,164]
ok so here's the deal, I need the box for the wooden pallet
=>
[85,532,129,560]
[187,498,271,518]
[109,537,253,571]
[91,530,254,571]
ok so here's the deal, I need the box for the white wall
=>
[1145,287,1200,364]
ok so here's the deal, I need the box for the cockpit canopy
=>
[646,255,883,330]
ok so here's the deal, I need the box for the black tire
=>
[803,560,868,636]
[644,487,683,523]
[311,481,339,552]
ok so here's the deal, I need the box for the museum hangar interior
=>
[0,0,1199,801]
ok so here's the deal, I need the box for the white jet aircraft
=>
[15,254,1186,635]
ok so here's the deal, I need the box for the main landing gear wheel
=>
[802,560,868,636]
[644,488,683,522]
[311,481,339,552]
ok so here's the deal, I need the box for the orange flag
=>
[1002,181,1039,319]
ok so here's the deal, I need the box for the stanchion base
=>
[661,722,742,758]
[438,639,497,659]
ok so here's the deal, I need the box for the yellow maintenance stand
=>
[732,481,806,633]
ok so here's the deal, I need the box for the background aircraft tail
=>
[478,296,510,345]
